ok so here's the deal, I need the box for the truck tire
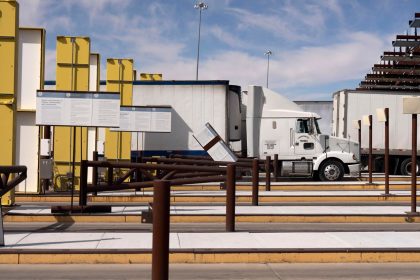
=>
[318,159,344,181]
[400,158,420,176]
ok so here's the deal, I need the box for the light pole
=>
[264,50,272,88]
[194,2,208,80]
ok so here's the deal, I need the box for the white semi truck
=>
[332,89,420,175]
[131,81,359,181]
[245,86,359,181]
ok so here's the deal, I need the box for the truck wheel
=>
[318,160,344,181]
[400,158,420,176]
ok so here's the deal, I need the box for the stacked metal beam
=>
[358,13,420,92]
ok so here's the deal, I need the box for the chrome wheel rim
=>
[324,164,340,181]
[405,162,419,175]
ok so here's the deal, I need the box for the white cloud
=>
[19,0,73,31]
[270,32,389,88]
[208,25,247,48]
[226,1,345,42]
[155,31,389,96]
[227,7,307,41]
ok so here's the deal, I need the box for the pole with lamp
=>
[194,1,208,80]
[264,50,272,88]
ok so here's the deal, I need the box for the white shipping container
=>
[131,81,241,154]
[333,90,420,154]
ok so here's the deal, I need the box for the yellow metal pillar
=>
[0,0,18,205]
[105,59,133,161]
[139,73,162,81]
[54,36,90,190]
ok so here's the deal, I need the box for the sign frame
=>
[111,105,172,133]
[35,89,121,127]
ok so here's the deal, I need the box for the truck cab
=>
[246,85,360,181]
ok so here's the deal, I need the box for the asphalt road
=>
[0,263,420,279]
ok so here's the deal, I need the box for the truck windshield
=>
[315,119,321,134]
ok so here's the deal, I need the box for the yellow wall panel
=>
[0,40,16,94]
[106,58,133,82]
[140,73,162,81]
[53,36,90,190]
[0,1,18,37]
[0,0,18,205]
[56,36,90,65]
[56,66,89,91]
[0,104,14,165]
[105,59,133,160]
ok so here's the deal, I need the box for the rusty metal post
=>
[41,126,51,193]
[152,180,171,280]
[265,156,271,191]
[0,203,3,246]
[368,115,373,184]
[70,126,77,212]
[226,164,236,232]
[273,154,279,182]
[411,114,417,214]
[384,108,390,195]
[92,151,98,196]
[252,159,259,206]
[79,160,88,207]
[107,166,113,186]
[358,120,362,178]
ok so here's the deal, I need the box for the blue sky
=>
[19,0,419,100]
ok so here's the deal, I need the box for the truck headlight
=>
[352,154,357,161]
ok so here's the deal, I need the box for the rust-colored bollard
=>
[368,115,373,184]
[411,114,417,213]
[152,180,171,280]
[107,167,114,186]
[92,151,98,196]
[252,159,259,206]
[384,108,390,195]
[273,154,279,182]
[358,120,362,178]
[79,160,88,207]
[265,156,271,191]
[226,164,236,232]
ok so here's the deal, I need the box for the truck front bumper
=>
[347,163,360,177]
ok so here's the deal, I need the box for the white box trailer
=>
[295,101,333,136]
[246,86,359,181]
[332,89,420,175]
[131,81,241,157]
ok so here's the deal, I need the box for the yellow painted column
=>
[0,0,18,205]
[139,73,162,81]
[105,59,133,160]
[53,36,90,190]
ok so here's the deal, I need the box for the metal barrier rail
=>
[0,166,27,197]
[79,156,268,207]
[0,165,27,246]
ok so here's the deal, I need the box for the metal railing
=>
[0,165,27,246]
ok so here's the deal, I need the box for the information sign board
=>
[36,90,120,127]
[111,106,172,132]
[194,122,238,162]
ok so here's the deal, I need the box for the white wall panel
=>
[15,112,39,193]
[17,29,43,110]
